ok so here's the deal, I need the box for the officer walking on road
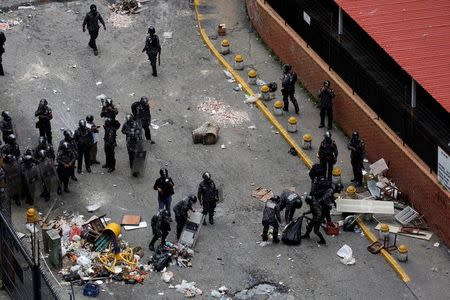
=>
[197,172,218,225]
[59,130,78,182]
[35,99,53,144]
[100,98,118,120]
[302,195,327,245]
[318,131,338,181]
[0,111,14,143]
[318,80,335,130]
[103,118,120,173]
[154,168,175,218]
[121,114,142,168]
[149,209,171,251]
[281,64,299,114]
[262,196,281,243]
[142,26,161,77]
[348,131,365,187]
[173,195,197,240]
[74,120,93,174]
[131,96,155,143]
[0,31,5,76]
[56,142,76,194]
[82,4,106,56]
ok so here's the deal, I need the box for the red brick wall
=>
[246,0,450,246]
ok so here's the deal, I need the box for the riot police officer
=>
[1,134,20,158]
[302,195,326,245]
[149,209,171,251]
[348,131,365,186]
[281,64,299,114]
[82,4,106,56]
[131,96,154,143]
[74,120,93,173]
[121,114,142,168]
[173,195,197,240]
[318,80,335,130]
[20,149,39,205]
[142,26,161,77]
[308,163,325,182]
[59,130,78,182]
[56,142,76,193]
[35,99,53,144]
[278,190,302,224]
[100,98,118,120]
[0,31,5,76]
[35,136,55,160]
[197,172,218,225]
[0,111,14,143]
[262,196,281,243]
[154,168,175,217]
[103,118,120,173]
[86,115,100,164]
[318,131,338,181]
[3,154,22,206]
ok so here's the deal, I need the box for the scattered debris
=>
[244,94,260,104]
[18,5,36,10]
[256,79,266,86]
[434,242,440,248]
[161,270,174,283]
[395,206,419,225]
[223,70,235,82]
[221,144,226,149]
[197,98,249,127]
[235,283,283,299]
[251,187,274,203]
[163,32,173,39]
[96,81,102,86]
[247,125,256,130]
[374,223,432,240]
[192,122,220,145]
[337,244,356,265]
[121,215,141,226]
[108,0,145,14]
[86,204,101,213]
[369,158,388,176]
[123,221,147,231]
[174,280,203,297]
[336,198,394,214]
[108,13,133,28]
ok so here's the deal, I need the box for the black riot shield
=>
[38,158,60,197]
[3,161,23,202]
[22,164,41,203]
[131,148,147,177]
[0,187,11,221]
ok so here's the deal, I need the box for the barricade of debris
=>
[108,0,149,14]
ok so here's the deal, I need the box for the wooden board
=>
[336,198,394,214]
[121,214,141,226]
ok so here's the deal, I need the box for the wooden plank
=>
[336,198,394,214]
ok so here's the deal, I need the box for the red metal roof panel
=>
[335,0,450,112]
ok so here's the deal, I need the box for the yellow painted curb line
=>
[194,0,409,283]
[357,217,411,283]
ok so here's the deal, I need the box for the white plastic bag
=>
[337,244,356,265]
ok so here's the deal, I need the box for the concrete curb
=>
[194,0,410,284]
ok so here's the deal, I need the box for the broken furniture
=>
[336,198,394,215]
[82,215,108,244]
[394,206,419,225]
[179,211,204,248]
[251,187,274,203]
[192,122,220,145]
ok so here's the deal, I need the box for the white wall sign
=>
[438,146,450,190]
[303,11,311,25]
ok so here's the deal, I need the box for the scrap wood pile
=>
[41,212,195,287]
[108,0,148,14]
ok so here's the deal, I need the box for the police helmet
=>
[271,195,281,203]
[39,98,48,106]
[352,131,359,139]
[160,168,168,177]
[187,194,197,204]
[8,134,15,143]
[38,149,46,159]
[90,4,97,11]
[202,172,211,181]
[324,131,332,139]
[282,64,292,73]
[79,119,86,128]
[125,114,133,122]
[86,115,94,122]
[1,111,10,120]
[62,142,70,151]
[105,98,113,106]
[140,96,148,104]
[324,80,330,87]
[148,26,155,35]
[38,136,46,145]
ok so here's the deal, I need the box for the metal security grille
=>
[0,210,63,300]
[267,0,450,171]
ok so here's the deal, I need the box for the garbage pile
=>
[149,241,195,272]
[108,0,147,14]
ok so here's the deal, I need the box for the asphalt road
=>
[0,0,448,299]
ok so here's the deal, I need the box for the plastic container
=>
[83,283,100,297]
[302,134,312,150]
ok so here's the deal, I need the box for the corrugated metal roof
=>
[335,0,450,112]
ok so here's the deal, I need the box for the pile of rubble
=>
[108,0,148,14]
[197,98,250,127]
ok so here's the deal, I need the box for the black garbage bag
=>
[282,217,303,245]
[267,82,278,92]
[151,253,171,272]
[343,215,357,232]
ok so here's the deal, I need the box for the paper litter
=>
[337,244,356,265]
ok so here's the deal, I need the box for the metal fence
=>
[0,210,62,300]
[267,0,450,171]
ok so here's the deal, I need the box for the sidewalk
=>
[197,0,450,298]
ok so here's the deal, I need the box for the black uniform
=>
[318,137,338,180]
[0,31,5,76]
[348,135,365,186]
[278,191,302,224]
[142,33,161,76]
[131,101,152,141]
[197,178,218,225]
[281,69,299,113]
[317,188,335,224]
[262,198,281,242]
[302,196,326,244]
[3,156,21,206]
[103,120,120,172]
[121,119,142,167]
[309,163,325,181]
[82,7,105,54]
[87,121,99,164]
[0,166,10,219]
[318,85,335,129]
[74,126,93,173]
[35,141,55,160]
[173,196,195,240]
[20,156,39,205]
[56,147,76,192]
[0,116,13,143]
[100,104,118,120]
[149,213,171,251]
[1,141,20,158]
[35,103,53,144]
[58,135,78,181]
